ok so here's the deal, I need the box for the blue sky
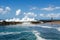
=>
[0,0,60,20]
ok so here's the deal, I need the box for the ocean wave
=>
[5,24,56,29]
[0,30,59,40]
[14,24,53,28]
[40,26,52,28]
[56,27,60,31]
[32,30,46,40]
[0,32,21,35]
[0,31,32,36]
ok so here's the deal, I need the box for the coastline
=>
[0,20,60,26]
[47,21,60,24]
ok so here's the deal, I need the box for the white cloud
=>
[55,7,60,9]
[0,8,3,13]
[30,7,38,10]
[16,9,21,16]
[40,13,60,18]
[5,17,36,22]
[21,12,37,21]
[47,13,60,18]
[21,16,36,21]
[3,7,11,14]
[5,7,11,11]
[29,6,60,11]
[41,6,54,11]
[41,6,60,11]
[0,6,11,14]
[40,14,45,17]
[24,12,37,17]
[5,18,21,22]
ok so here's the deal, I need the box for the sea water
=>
[0,23,60,40]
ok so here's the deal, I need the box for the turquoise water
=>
[0,23,60,40]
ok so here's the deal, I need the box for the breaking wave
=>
[32,30,46,40]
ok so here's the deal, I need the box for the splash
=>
[56,27,60,31]
[32,30,45,40]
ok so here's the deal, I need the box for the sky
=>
[0,0,60,20]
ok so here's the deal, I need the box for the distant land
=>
[0,19,60,26]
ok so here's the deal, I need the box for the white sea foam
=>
[40,26,52,28]
[6,23,53,29]
[21,23,53,29]
[0,31,32,36]
[21,24,39,26]
[0,32,21,35]
[56,27,60,31]
[32,30,46,40]
[20,24,52,28]
[6,24,39,27]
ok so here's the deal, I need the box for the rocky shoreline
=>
[0,21,42,26]
[0,20,60,26]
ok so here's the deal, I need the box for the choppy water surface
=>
[0,23,60,40]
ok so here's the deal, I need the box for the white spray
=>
[32,30,45,40]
